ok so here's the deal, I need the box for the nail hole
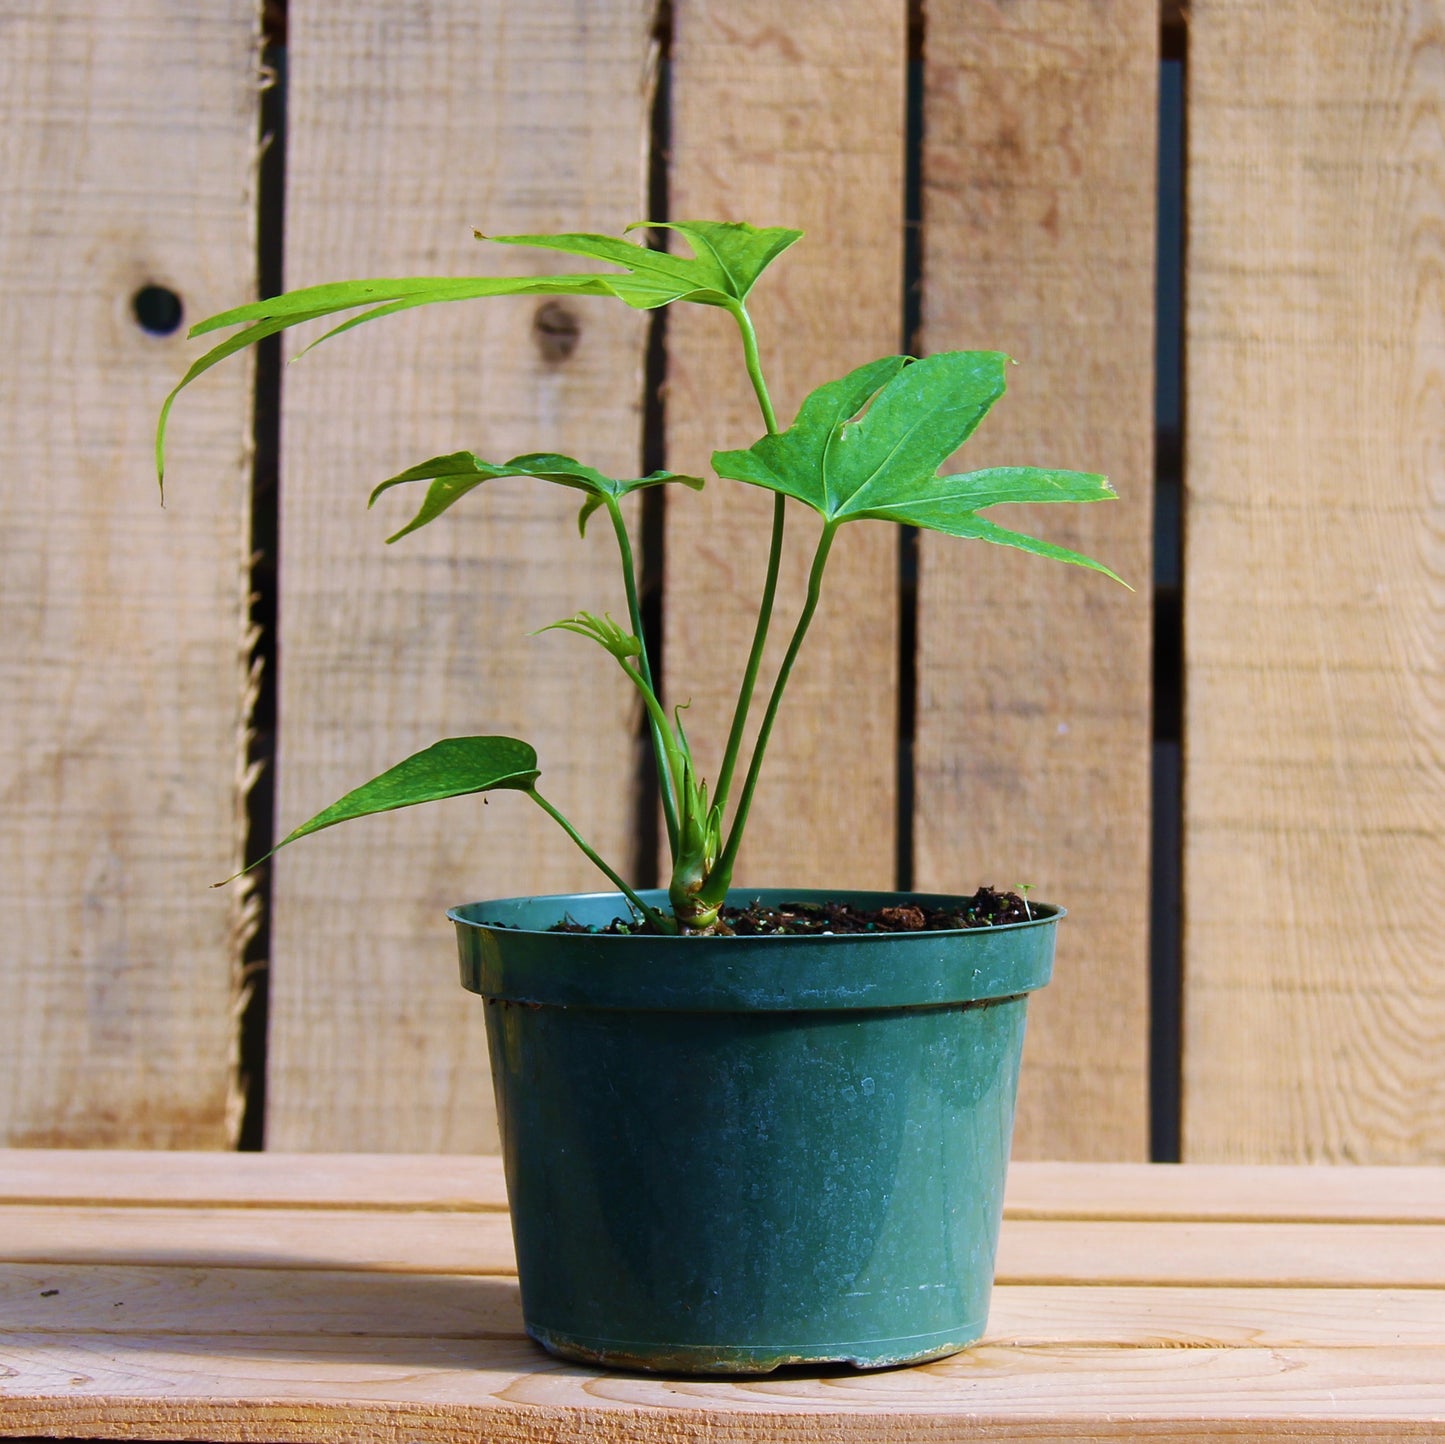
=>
[533,301,581,363]
[132,285,184,337]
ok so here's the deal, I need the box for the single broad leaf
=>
[863,465,1116,521]
[573,468,705,536]
[367,451,703,542]
[712,351,1011,522]
[534,611,641,661]
[270,736,539,856]
[494,219,802,308]
[626,220,804,301]
[861,506,1127,585]
[710,355,910,514]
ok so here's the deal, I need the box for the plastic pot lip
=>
[451,888,1061,1013]
[449,887,1064,939]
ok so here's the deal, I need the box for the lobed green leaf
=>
[712,351,1125,583]
[367,451,703,542]
[158,221,802,490]
[712,352,1010,522]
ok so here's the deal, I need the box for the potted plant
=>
[159,220,1122,1374]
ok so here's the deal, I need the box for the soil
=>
[554,887,1037,937]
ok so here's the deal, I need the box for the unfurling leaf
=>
[500,219,803,307]
[219,737,540,883]
[712,351,1125,583]
[156,220,799,492]
[534,611,641,662]
[367,452,703,541]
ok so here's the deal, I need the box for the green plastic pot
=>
[451,887,1058,1375]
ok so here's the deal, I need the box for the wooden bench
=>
[2,1150,1442,1440]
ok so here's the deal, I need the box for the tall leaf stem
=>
[731,301,779,435]
[529,789,675,933]
[702,520,839,905]
[714,300,785,818]
[616,660,688,810]
[605,497,680,854]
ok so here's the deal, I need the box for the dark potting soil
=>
[553,886,1037,936]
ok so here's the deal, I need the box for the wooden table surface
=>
[1,1150,1442,1441]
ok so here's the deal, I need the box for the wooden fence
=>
[1,0,1439,1164]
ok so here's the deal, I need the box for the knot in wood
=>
[533,301,581,363]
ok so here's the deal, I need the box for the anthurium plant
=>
[158,221,1121,934]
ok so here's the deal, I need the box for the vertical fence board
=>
[663,2,906,891]
[0,3,258,1146]
[917,1,1157,1160]
[266,0,656,1151]
[1183,0,1445,1163]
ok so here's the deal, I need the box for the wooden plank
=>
[7,1265,1445,1349]
[1183,0,1445,1164]
[7,1205,1443,1289]
[916,0,1158,1161]
[0,1264,524,1339]
[662,3,906,890]
[7,1152,1441,1223]
[0,1151,507,1210]
[0,1205,517,1273]
[266,0,657,1151]
[1005,1162,1445,1223]
[0,3,258,1146]
[2,1335,1443,1438]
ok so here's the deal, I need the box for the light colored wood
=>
[7,1152,1441,1224]
[662,2,906,889]
[0,2,258,1146]
[916,0,1158,1161]
[1004,1161,1445,1223]
[3,1337,1443,1439]
[0,1149,507,1210]
[8,1266,1445,1349]
[1183,0,1445,1164]
[267,0,658,1151]
[5,1205,1443,1289]
[0,1205,517,1273]
[2,1153,1444,1440]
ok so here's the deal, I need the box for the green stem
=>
[606,496,679,855]
[702,521,839,905]
[530,789,676,934]
[713,300,785,817]
[618,659,688,805]
[714,493,786,814]
[731,301,779,434]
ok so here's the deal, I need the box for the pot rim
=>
[450,887,1062,940]
[452,888,1060,1012]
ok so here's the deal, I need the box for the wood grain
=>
[1183,0,1445,1163]
[5,1205,1442,1290]
[7,1151,1441,1223]
[662,3,906,889]
[266,0,657,1151]
[3,1152,1443,1440]
[8,1267,1445,1348]
[3,1337,1443,1439]
[0,1,259,1146]
[916,1,1158,1162]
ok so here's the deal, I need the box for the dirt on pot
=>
[554,886,1037,936]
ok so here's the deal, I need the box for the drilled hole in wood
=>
[132,284,184,337]
[533,301,581,362]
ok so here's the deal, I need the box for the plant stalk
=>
[529,789,676,933]
[606,497,680,854]
[702,521,839,905]
[713,300,785,818]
